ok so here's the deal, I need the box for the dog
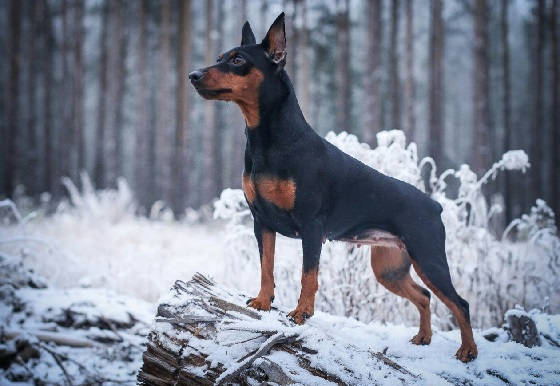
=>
[189,13,478,362]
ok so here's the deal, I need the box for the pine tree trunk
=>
[3,0,21,197]
[134,0,150,210]
[25,0,40,196]
[41,0,55,195]
[202,0,217,203]
[94,0,109,188]
[501,0,512,223]
[389,0,401,130]
[300,0,311,120]
[113,0,127,180]
[473,0,491,174]
[157,0,172,202]
[550,0,559,224]
[364,0,383,144]
[404,0,415,141]
[173,0,192,215]
[74,0,85,175]
[429,0,444,165]
[531,0,545,203]
[214,1,225,196]
[335,0,351,132]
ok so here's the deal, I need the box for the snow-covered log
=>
[137,273,420,385]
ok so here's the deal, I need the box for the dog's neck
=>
[245,71,310,150]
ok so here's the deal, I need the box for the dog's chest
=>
[242,174,296,211]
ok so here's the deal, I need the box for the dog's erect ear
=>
[241,21,256,46]
[261,13,286,66]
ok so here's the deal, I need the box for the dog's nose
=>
[188,70,205,82]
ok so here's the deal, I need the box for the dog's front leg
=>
[247,221,276,311]
[288,219,323,324]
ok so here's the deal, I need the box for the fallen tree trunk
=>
[137,273,420,385]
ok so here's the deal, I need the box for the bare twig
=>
[216,332,296,384]
[40,344,73,386]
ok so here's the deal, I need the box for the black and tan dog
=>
[189,13,478,362]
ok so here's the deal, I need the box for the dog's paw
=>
[455,341,478,363]
[410,331,432,345]
[246,295,274,311]
[287,307,313,325]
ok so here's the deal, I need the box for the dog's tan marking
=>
[411,260,478,362]
[242,173,256,204]
[371,245,432,345]
[203,67,263,127]
[288,267,318,324]
[247,229,276,311]
[256,176,296,210]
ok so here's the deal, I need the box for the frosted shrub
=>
[215,130,559,329]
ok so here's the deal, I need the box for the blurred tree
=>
[364,0,383,144]
[74,0,85,175]
[94,0,109,189]
[112,0,127,181]
[473,0,491,174]
[3,0,21,197]
[300,0,311,119]
[134,0,150,210]
[335,0,351,132]
[429,0,444,165]
[549,0,559,221]
[202,0,217,199]
[172,0,192,214]
[157,0,172,202]
[530,0,545,203]
[389,0,400,130]
[41,0,56,195]
[404,0,415,140]
[501,0,512,222]
[25,0,40,196]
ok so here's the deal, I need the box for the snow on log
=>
[137,273,420,385]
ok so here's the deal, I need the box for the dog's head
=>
[189,13,287,127]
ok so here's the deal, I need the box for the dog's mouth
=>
[193,87,232,99]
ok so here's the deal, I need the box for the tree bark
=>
[94,0,109,188]
[157,0,172,203]
[389,0,401,130]
[214,1,225,196]
[550,0,559,224]
[74,0,85,175]
[364,0,383,144]
[3,0,22,198]
[472,0,491,175]
[173,0,192,215]
[202,0,217,203]
[41,0,56,195]
[404,0,415,141]
[300,0,311,120]
[134,0,150,210]
[335,0,351,132]
[113,0,127,180]
[429,0,444,165]
[531,0,545,203]
[25,0,40,196]
[501,0,512,223]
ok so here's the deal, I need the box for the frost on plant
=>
[215,130,559,329]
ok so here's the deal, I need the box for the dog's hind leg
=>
[371,245,432,345]
[402,220,478,362]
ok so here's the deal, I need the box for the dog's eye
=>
[230,55,246,66]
